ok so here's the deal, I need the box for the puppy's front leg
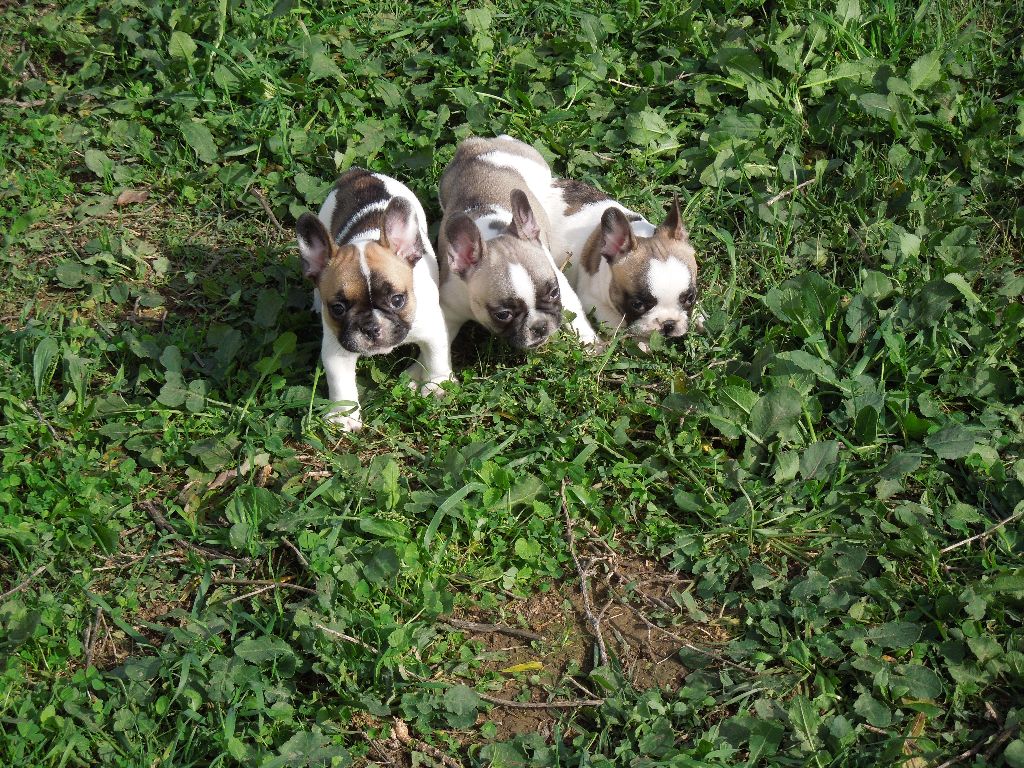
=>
[408,330,453,395]
[555,269,599,345]
[321,330,362,431]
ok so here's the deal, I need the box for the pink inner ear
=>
[383,198,419,261]
[446,217,482,276]
[296,213,332,280]
[510,190,540,241]
[600,210,634,261]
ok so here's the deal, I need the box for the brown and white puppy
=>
[296,168,451,431]
[437,136,598,348]
[544,179,701,341]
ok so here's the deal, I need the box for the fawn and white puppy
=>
[296,168,451,431]
[543,179,701,340]
[437,136,598,349]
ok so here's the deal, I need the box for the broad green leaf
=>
[944,273,981,306]
[862,270,893,300]
[157,373,188,408]
[788,695,820,751]
[84,149,113,178]
[168,31,197,61]
[1004,739,1024,768]
[854,693,891,727]
[799,440,840,480]
[234,635,296,664]
[837,0,860,23]
[255,289,285,328]
[776,350,839,385]
[33,337,59,399]
[626,108,674,147]
[443,684,481,728]
[179,120,218,163]
[908,51,942,91]
[880,450,922,479]
[358,517,409,540]
[867,621,922,648]
[925,424,975,460]
[749,388,802,439]
[983,573,1024,593]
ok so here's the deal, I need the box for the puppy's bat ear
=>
[599,207,635,264]
[381,197,422,266]
[509,189,541,241]
[657,194,688,241]
[296,213,333,281]
[444,214,484,279]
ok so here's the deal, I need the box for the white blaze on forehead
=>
[647,258,693,306]
[357,243,373,297]
[507,263,538,307]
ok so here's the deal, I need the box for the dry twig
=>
[931,722,1021,768]
[444,618,542,642]
[141,500,251,564]
[391,719,464,768]
[940,506,1024,554]
[479,692,604,709]
[560,479,609,667]
[251,187,288,234]
[0,565,47,601]
[764,177,816,206]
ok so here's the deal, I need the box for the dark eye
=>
[329,299,349,318]
[680,288,695,308]
[548,284,559,300]
[390,293,406,310]
[630,298,647,313]
[492,308,513,322]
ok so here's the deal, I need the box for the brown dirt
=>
[452,548,728,743]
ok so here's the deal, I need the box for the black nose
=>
[661,320,676,335]
[362,322,381,340]
[530,322,549,338]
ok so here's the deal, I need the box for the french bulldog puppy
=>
[544,178,701,340]
[436,135,598,349]
[296,168,451,431]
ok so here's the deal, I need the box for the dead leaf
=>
[116,188,150,206]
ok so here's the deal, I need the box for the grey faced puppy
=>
[437,135,598,349]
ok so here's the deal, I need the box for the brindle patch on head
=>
[553,178,610,216]
[329,168,391,245]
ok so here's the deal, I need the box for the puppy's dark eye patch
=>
[679,287,696,308]
[329,295,350,319]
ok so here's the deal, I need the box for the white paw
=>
[692,310,707,334]
[326,408,362,432]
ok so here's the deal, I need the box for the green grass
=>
[2,0,1023,765]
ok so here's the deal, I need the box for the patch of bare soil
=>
[450,543,730,744]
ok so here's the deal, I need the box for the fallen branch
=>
[213,578,316,595]
[560,479,609,667]
[444,618,542,642]
[931,722,1021,768]
[391,719,464,768]
[479,692,604,709]
[0,564,47,601]
[764,177,816,207]
[312,621,379,653]
[941,506,1024,555]
[251,187,288,234]
[280,537,310,569]
[0,97,48,108]
[141,500,251,564]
